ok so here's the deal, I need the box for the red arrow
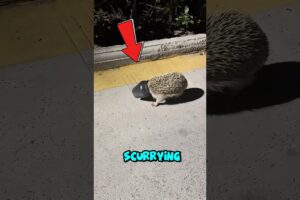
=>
[118,19,143,62]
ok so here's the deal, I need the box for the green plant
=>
[175,6,195,31]
[93,0,206,46]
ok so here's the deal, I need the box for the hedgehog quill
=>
[207,11,269,96]
[132,72,188,107]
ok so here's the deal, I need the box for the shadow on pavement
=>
[141,88,204,105]
[208,62,300,115]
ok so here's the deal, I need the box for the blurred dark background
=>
[94,0,206,46]
[207,1,300,199]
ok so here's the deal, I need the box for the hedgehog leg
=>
[151,96,166,107]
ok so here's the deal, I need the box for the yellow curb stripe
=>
[94,54,206,92]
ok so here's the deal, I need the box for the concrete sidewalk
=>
[94,68,206,200]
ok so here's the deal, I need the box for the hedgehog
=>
[207,11,269,95]
[132,72,188,106]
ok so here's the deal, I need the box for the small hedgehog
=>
[132,72,188,106]
[207,11,269,95]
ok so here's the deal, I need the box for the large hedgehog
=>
[207,11,269,94]
[132,72,188,106]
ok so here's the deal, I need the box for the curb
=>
[94,34,206,70]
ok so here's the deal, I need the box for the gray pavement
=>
[94,68,206,200]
